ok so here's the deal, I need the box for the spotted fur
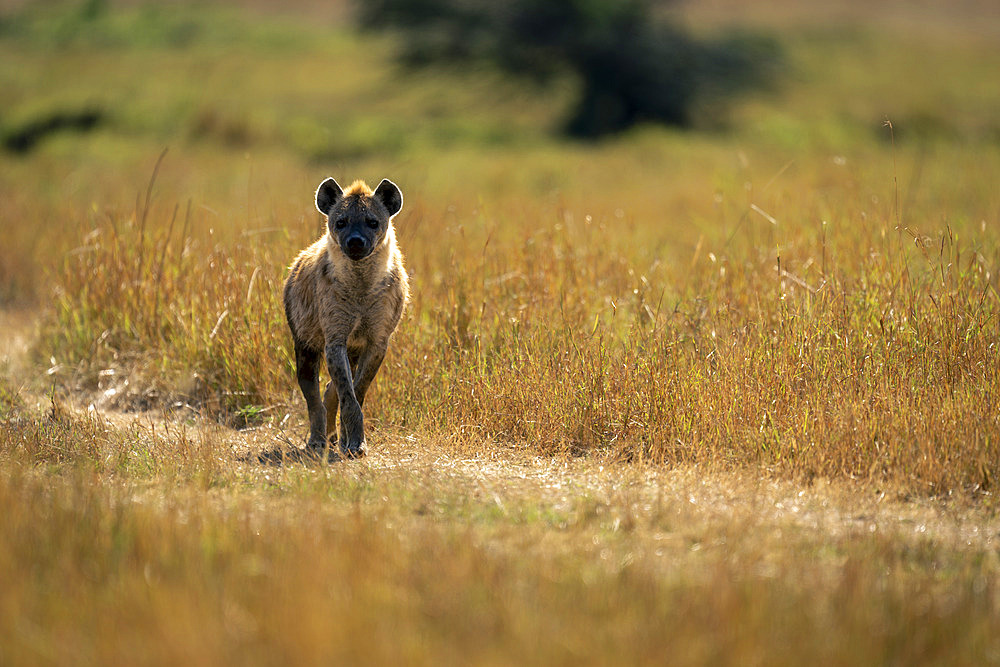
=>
[283,177,409,458]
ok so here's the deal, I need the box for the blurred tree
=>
[358,0,779,137]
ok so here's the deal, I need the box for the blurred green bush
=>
[358,0,780,137]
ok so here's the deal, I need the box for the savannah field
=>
[1,0,999,664]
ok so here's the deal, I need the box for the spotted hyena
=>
[283,178,409,458]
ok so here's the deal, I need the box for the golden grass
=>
[30,136,1000,493]
[1,396,998,665]
[2,2,1000,662]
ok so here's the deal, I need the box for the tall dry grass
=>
[35,147,1000,494]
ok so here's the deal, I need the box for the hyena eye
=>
[366,218,379,229]
[334,218,347,230]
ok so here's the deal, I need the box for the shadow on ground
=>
[244,446,348,467]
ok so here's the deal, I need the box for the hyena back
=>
[283,178,409,458]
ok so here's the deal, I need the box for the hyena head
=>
[315,177,403,261]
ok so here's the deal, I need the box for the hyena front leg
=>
[326,343,365,457]
[295,344,327,451]
[352,342,386,411]
[335,343,386,453]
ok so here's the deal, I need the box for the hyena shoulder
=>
[284,238,331,353]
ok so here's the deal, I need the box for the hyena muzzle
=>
[283,177,409,458]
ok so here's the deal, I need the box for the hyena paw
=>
[340,439,367,459]
[305,437,329,453]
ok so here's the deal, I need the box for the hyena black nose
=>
[345,235,368,258]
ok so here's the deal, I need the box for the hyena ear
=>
[373,179,403,218]
[315,177,343,215]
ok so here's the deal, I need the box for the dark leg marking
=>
[323,380,339,440]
